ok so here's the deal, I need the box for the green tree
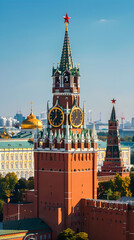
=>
[121,136,132,142]
[112,191,121,200]
[18,178,27,189]
[97,174,132,200]
[131,152,134,164]
[97,180,114,199]
[57,228,75,240]
[75,232,89,240]
[57,229,90,240]
[114,174,123,192]
[130,173,134,196]
[105,188,113,200]
[27,177,34,189]
[4,173,18,198]
[0,178,9,200]
[122,177,132,197]
[130,166,134,172]
[11,178,28,203]
[0,199,4,220]
[114,174,132,197]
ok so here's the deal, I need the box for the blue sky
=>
[0,0,134,122]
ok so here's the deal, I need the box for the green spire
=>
[60,24,73,73]
[110,104,117,121]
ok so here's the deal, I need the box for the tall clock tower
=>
[48,14,83,135]
[34,14,97,239]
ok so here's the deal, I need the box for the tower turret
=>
[100,99,127,176]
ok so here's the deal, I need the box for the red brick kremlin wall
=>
[81,199,134,240]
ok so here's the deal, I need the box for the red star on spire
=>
[63,13,71,24]
[111,98,116,104]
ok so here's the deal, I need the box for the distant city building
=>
[14,112,25,124]
[119,129,134,138]
[0,116,17,127]
[131,117,134,128]
[0,117,7,127]
[86,122,108,131]
[119,121,131,130]
[124,121,131,129]
[40,111,46,119]
[87,110,92,123]
[40,111,47,127]
[6,118,13,127]
[41,118,47,127]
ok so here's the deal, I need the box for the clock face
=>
[70,107,83,128]
[48,107,64,128]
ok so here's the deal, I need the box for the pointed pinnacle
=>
[74,130,78,142]
[92,123,98,141]
[86,129,91,142]
[54,130,57,139]
[57,129,61,141]
[49,130,53,142]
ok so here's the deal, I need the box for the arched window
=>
[63,71,70,86]
[55,71,60,88]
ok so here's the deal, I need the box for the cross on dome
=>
[31,101,33,113]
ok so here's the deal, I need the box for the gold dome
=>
[1,129,11,139]
[21,102,42,130]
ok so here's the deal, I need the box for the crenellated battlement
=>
[34,128,98,152]
[82,198,129,211]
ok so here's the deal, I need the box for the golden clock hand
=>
[76,110,78,119]
[53,115,57,121]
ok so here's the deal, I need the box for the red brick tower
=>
[34,14,97,239]
[101,99,127,176]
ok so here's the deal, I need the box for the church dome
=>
[21,102,42,130]
[0,129,11,139]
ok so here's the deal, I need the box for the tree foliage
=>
[5,173,18,197]
[131,152,134,164]
[27,177,34,190]
[130,166,134,172]
[75,232,88,240]
[98,173,132,200]
[0,173,18,199]
[0,173,35,216]
[0,199,4,220]
[121,136,133,142]
[57,228,75,240]
[57,229,89,240]
[130,173,134,196]
[0,172,34,219]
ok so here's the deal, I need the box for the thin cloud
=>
[98,18,116,23]
[99,18,108,23]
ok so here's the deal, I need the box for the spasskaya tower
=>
[48,13,82,135]
[23,14,98,240]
